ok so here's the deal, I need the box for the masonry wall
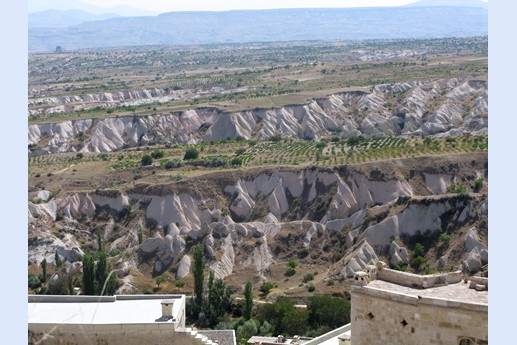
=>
[28,323,201,345]
[377,269,463,289]
[350,287,488,345]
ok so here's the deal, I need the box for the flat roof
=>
[365,280,488,305]
[28,295,185,325]
[198,330,236,345]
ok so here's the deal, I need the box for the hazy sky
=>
[29,0,422,13]
[29,0,489,13]
[78,0,419,11]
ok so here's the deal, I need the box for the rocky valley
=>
[28,37,488,299]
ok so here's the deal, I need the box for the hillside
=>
[28,6,487,52]
[28,152,487,296]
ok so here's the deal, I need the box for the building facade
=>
[350,264,488,345]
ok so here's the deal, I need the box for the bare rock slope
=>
[28,154,488,288]
[29,77,487,154]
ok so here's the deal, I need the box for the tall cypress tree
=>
[82,254,95,295]
[41,258,47,283]
[244,281,253,320]
[96,251,108,295]
[192,244,205,318]
[55,252,62,268]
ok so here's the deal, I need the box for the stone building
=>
[28,294,236,345]
[350,263,488,345]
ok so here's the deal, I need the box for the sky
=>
[27,0,428,13]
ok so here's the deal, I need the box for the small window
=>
[366,312,374,320]
[401,319,408,328]
[458,338,474,345]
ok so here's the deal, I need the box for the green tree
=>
[192,244,205,318]
[184,147,199,160]
[281,309,308,336]
[259,282,273,295]
[28,274,42,289]
[308,294,351,329]
[155,275,167,288]
[230,156,243,166]
[141,154,153,166]
[303,273,314,283]
[55,252,62,268]
[96,228,103,252]
[207,275,234,327]
[287,259,298,269]
[473,178,484,192]
[237,319,259,344]
[268,135,282,142]
[48,273,73,295]
[96,251,109,295]
[41,258,47,283]
[151,150,164,159]
[411,243,426,269]
[244,281,253,320]
[82,254,95,295]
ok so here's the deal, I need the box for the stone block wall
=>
[377,269,463,289]
[350,286,488,345]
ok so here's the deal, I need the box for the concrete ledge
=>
[115,294,184,301]
[377,269,463,289]
[418,296,488,313]
[28,295,116,303]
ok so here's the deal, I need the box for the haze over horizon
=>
[29,0,488,15]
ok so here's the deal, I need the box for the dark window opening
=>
[458,338,474,345]
[401,319,408,327]
[366,312,374,320]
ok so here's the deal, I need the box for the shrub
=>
[393,261,408,271]
[316,141,327,149]
[141,154,153,166]
[439,233,451,243]
[287,260,298,269]
[307,284,316,292]
[303,273,314,283]
[347,136,365,146]
[298,247,309,258]
[268,135,282,142]
[230,156,243,167]
[473,178,484,192]
[151,150,164,159]
[28,274,42,289]
[155,275,167,287]
[165,160,182,169]
[235,148,247,155]
[259,282,273,295]
[175,280,185,288]
[184,148,199,160]
[448,182,467,194]
[285,268,296,277]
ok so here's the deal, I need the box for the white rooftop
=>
[28,295,185,325]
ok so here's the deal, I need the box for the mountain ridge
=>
[29,6,487,52]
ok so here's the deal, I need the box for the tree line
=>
[187,244,351,345]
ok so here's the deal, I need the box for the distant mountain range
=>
[29,10,120,28]
[28,1,488,52]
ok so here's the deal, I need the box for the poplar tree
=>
[82,254,95,295]
[192,244,205,318]
[95,251,108,295]
[244,281,253,320]
[41,258,47,283]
